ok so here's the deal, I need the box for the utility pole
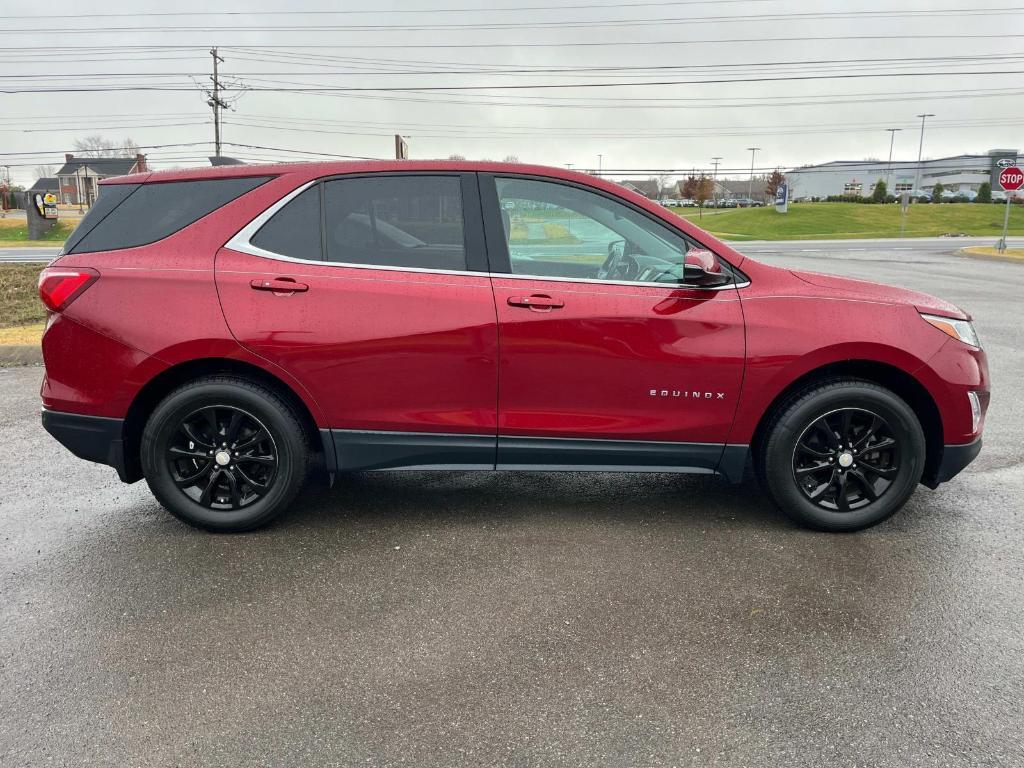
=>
[885,128,902,189]
[0,165,8,217]
[711,156,722,208]
[597,154,603,178]
[746,147,761,201]
[913,114,935,197]
[209,47,228,157]
[76,166,84,215]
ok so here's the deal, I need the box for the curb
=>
[0,344,43,367]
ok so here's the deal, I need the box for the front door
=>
[482,174,746,473]
[217,173,499,470]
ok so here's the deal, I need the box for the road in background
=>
[1,244,1022,766]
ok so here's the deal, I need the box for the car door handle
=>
[250,277,309,294]
[507,294,564,310]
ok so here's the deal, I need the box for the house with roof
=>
[55,153,147,206]
[614,178,662,199]
[29,177,59,196]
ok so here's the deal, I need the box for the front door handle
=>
[250,277,309,294]
[507,294,564,311]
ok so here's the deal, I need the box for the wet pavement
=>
[1,242,1021,766]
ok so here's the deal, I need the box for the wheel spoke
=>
[796,461,832,477]
[181,421,214,449]
[225,410,244,444]
[237,453,275,466]
[848,469,878,501]
[835,471,851,511]
[859,460,897,479]
[865,436,896,453]
[203,407,221,443]
[839,410,853,443]
[853,416,880,451]
[813,417,840,449]
[797,442,832,459]
[169,446,211,461]
[224,471,241,509]
[173,460,213,486]
[235,464,269,493]
[234,428,270,452]
[807,470,836,501]
[198,468,222,505]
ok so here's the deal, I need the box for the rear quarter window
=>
[67,176,272,254]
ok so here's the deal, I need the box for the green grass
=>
[0,264,45,328]
[671,202,1024,241]
[0,218,75,247]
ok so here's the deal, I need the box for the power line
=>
[4,7,1024,35]
[6,68,1024,94]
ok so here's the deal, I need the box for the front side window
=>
[323,176,466,271]
[494,177,698,284]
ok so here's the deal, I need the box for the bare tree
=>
[73,135,140,158]
[502,154,520,163]
[34,164,56,179]
[694,175,714,218]
[654,173,672,199]
[447,154,467,161]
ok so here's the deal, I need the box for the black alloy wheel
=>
[759,378,926,532]
[168,405,278,510]
[792,408,900,512]
[141,376,310,532]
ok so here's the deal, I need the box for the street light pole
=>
[885,128,902,189]
[711,156,722,207]
[913,114,935,196]
[76,167,84,215]
[746,147,760,201]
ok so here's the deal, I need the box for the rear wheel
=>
[141,376,310,532]
[759,379,926,531]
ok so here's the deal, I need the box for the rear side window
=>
[68,176,271,254]
[61,183,139,254]
[251,184,322,261]
[323,176,465,271]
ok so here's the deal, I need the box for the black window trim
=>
[478,172,749,291]
[226,171,491,275]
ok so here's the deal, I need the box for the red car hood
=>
[789,269,969,320]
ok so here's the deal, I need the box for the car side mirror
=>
[682,248,731,287]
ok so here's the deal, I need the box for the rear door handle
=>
[507,294,564,311]
[250,277,309,294]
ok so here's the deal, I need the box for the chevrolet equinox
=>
[39,162,989,532]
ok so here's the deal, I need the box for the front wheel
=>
[141,376,311,532]
[759,379,926,532]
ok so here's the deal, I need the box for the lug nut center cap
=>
[837,451,854,468]
[215,450,231,466]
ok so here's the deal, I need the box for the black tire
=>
[759,378,926,532]
[141,376,310,532]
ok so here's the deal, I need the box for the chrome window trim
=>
[224,178,748,291]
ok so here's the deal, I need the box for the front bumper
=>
[41,409,139,483]
[921,437,982,489]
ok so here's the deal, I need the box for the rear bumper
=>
[922,437,982,489]
[41,409,139,483]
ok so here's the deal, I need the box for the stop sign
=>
[998,165,1023,191]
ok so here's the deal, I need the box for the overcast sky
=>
[3,0,1024,186]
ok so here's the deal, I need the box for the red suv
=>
[39,162,989,532]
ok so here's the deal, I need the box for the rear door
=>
[481,174,746,473]
[216,172,499,470]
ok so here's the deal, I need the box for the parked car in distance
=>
[40,161,989,533]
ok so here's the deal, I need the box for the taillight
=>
[38,267,99,312]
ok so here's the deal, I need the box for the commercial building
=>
[785,149,1019,200]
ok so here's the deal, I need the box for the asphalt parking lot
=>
[1,242,1022,766]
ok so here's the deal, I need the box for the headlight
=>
[920,312,981,348]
